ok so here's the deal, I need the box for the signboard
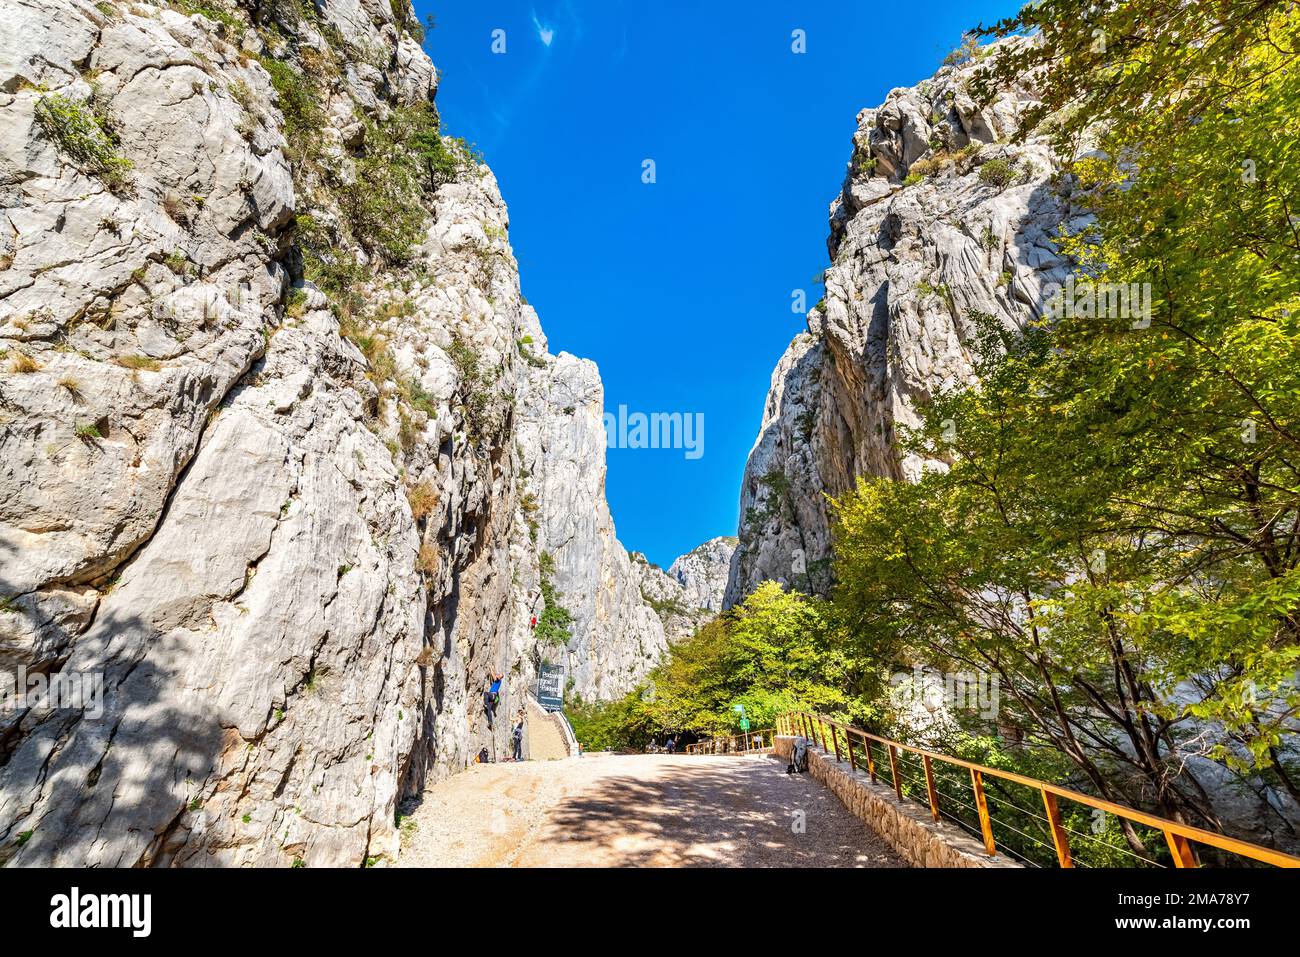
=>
[739,718,750,732]
[537,665,565,711]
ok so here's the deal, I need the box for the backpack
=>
[786,736,809,774]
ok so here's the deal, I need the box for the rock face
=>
[516,333,729,699]
[667,537,736,612]
[727,40,1082,605]
[515,336,670,702]
[0,0,710,866]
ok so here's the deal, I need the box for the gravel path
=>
[397,753,907,867]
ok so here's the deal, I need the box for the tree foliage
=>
[535,551,574,648]
[832,0,1300,848]
[567,583,878,751]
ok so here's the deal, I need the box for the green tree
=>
[535,552,574,647]
[566,583,876,751]
[832,0,1300,851]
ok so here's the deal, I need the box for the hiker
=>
[665,737,676,754]
[483,672,502,729]
[511,714,524,761]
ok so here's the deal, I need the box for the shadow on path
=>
[518,755,907,868]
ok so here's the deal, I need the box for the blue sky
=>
[416,0,1022,567]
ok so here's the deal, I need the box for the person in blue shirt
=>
[484,673,502,729]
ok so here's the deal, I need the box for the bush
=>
[257,55,323,157]
[285,287,308,318]
[520,490,540,541]
[943,33,981,68]
[978,157,1018,189]
[517,338,546,368]
[338,104,478,266]
[566,694,657,753]
[35,92,133,192]
[907,156,942,181]
[404,376,437,416]
[445,334,492,441]
[535,551,574,647]
[164,250,190,275]
[173,0,244,32]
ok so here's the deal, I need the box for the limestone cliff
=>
[515,330,671,702]
[722,40,1300,851]
[515,327,732,700]
[0,0,707,866]
[727,39,1082,604]
[667,536,735,613]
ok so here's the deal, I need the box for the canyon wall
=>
[0,0,715,866]
[725,40,1300,853]
[726,40,1080,604]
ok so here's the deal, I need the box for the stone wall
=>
[775,736,1020,869]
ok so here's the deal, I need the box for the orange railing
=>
[684,728,775,755]
[776,711,1300,869]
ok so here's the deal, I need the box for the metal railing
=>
[777,711,1300,869]
[684,729,775,755]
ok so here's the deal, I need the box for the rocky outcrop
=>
[0,0,701,866]
[516,335,668,701]
[631,550,713,645]
[515,321,726,699]
[667,536,735,612]
[727,40,1083,604]
[725,333,831,605]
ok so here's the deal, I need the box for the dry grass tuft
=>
[407,481,439,522]
[116,353,160,371]
[417,540,440,577]
[9,351,40,374]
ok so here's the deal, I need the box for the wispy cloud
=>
[532,9,555,47]
[465,3,586,152]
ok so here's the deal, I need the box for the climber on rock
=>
[484,672,503,729]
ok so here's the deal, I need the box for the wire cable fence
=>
[683,729,775,755]
[778,711,1300,869]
